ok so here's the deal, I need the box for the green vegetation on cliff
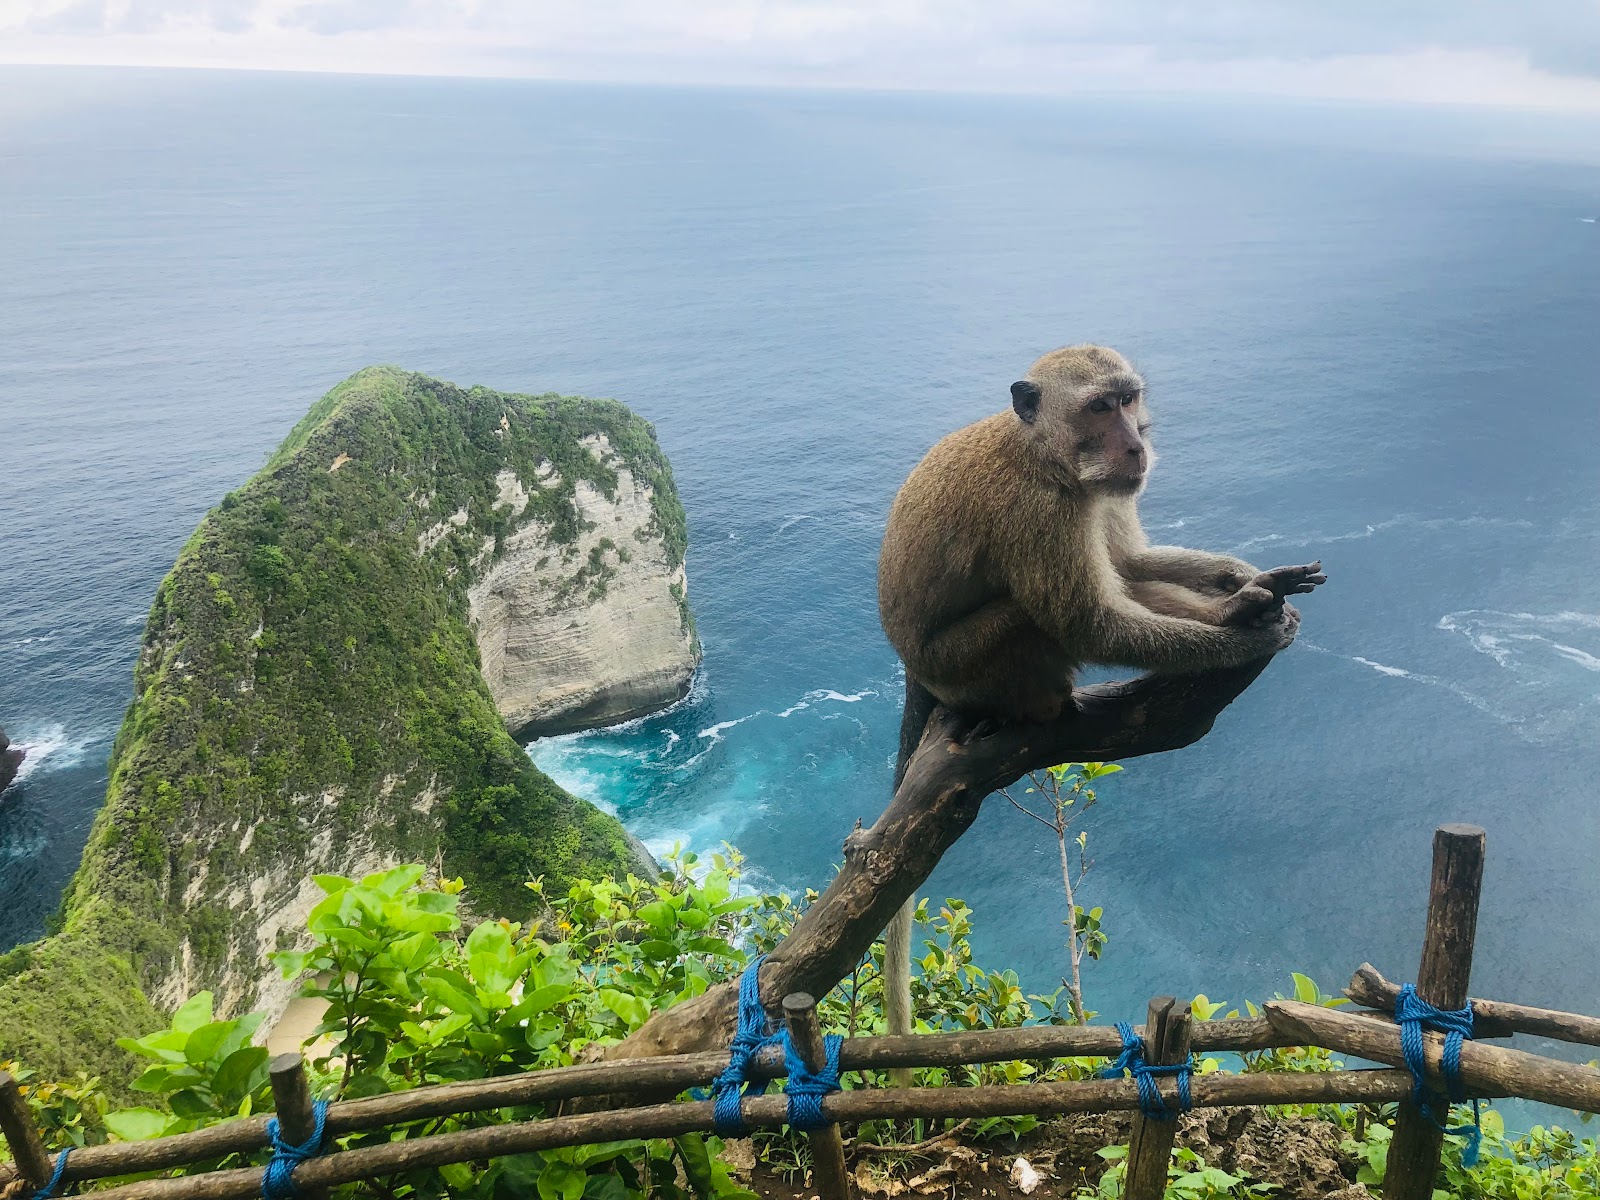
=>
[0,368,690,1085]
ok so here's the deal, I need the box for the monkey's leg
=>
[1125,579,1229,623]
[917,600,1075,723]
[1121,545,1258,594]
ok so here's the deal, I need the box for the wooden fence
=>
[4,824,1600,1200]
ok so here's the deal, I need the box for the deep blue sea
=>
[4,69,1600,1114]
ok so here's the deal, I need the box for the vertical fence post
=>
[0,1070,54,1190]
[782,993,853,1200]
[1123,997,1192,1200]
[269,1053,329,1200]
[1384,823,1486,1200]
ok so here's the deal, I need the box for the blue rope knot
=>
[261,1099,329,1200]
[1099,1021,1192,1121]
[1394,983,1482,1168]
[697,957,846,1136]
[782,1030,844,1132]
[32,1148,71,1200]
[703,956,781,1136]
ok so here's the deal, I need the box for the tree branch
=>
[599,657,1275,1062]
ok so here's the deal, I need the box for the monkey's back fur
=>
[879,411,1086,721]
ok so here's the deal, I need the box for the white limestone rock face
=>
[467,443,699,737]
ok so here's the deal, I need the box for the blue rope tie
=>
[261,1100,329,1200]
[32,1148,70,1200]
[1098,1021,1192,1121]
[782,1029,844,1132]
[1394,983,1482,1168]
[701,956,782,1136]
[695,957,847,1135]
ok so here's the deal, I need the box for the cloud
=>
[2,0,1600,110]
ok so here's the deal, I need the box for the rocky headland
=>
[0,368,698,1083]
[0,726,24,797]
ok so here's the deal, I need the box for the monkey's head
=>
[1010,344,1153,496]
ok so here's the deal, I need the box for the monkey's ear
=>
[1010,380,1042,423]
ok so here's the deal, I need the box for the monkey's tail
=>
[883,675,938,1087]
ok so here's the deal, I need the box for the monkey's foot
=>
[1256,561,1327,602]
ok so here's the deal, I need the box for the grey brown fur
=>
[874,343,1325,1054]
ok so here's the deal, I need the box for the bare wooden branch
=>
[1348,963,1600,1047]
[1125,999,1191,1200]
[83,1069,1426,1200]
[267,1055,327,1200]
[602,661,1275,1063]
[850,1119,971,1157]
[1385,824,1485,1200]
[1263,1001,1600,1112]
[0,1015,1306,1189]
[0,1071,54,1188]
[782,993,851,1200]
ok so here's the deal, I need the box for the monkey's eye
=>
[1087,397,1113,414]
[1121,393,1139,407]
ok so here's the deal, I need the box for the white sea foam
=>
[1305,605,1600,744]
[1352,656,1412,678]
[776,702,810,717]
[9,724,101,781]
[807,688,876,703]
[776,514,816,533]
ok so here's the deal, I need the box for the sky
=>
[2,0,1600,110]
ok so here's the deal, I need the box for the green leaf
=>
[509,983,573,1019]
[636,901,675,930]
[183,1019,234,1066]
[537,1162,587,1200]
[1291,972,1320,1005]
[171,993,215,1035]
[676,1133,715,1193]
[362,864,425,899]
[312,874,353,895]
[168,1089,216,1119]
[213,1046,269,1097]
[105,1108,172,1141]
[421,976,489,1024]
[599,989,650,1029]
[273,951,313,979]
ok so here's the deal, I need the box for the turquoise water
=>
[4,71,1600,1105]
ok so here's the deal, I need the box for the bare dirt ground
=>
[732,1109,1376,1200]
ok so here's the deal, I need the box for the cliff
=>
[468,430,696,736]
[0,368,698,1083]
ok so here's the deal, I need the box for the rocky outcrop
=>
[467,436,698,738]
[0,368,694,1085]
[0,726,23,797]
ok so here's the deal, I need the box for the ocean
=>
[3,69,1600,1107]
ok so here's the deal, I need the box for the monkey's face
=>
[1011,352,1154,496]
